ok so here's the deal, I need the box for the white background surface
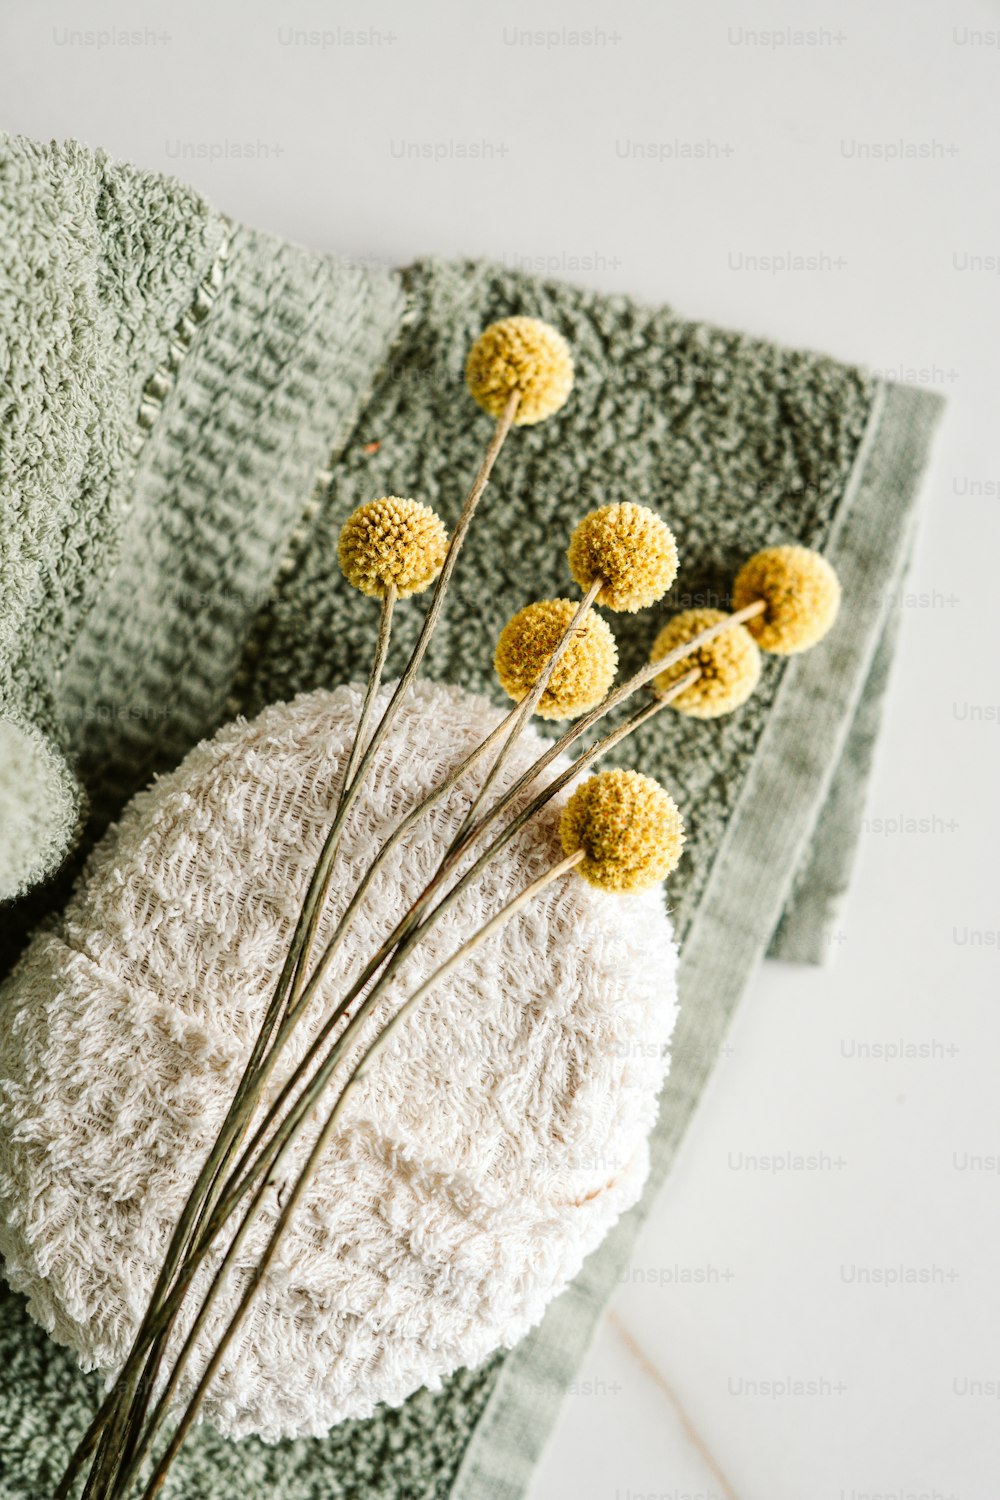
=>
[4,2,999,1497]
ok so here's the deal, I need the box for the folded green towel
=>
[0,133,942,1499]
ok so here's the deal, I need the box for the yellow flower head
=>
[338,496,448,599]
[560,768,685,893]
[568,502,679,612]
[465,316,574,426]
[494,599,617,720]
[732,545,841,654]
[650,608,761,718]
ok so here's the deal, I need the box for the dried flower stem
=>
[209,576,609,1108]
[354,850,585,1077]
[132,607,731,1358]
[60,396,522,1500]
[105,585,402,1483]
[77,568,750,1499]
[137,851,585,1499]
[83,600,744,1491]
[234,675,701,1186]
[211,658,709,1230]
[456,577,603,840]
[281,387,521,1020]
[334,584,397,815]
[107,665,701,1500]
[268,600,751,1065]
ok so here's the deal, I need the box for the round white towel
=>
[0,679,678,1441]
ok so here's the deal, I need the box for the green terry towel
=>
[0,133,943,1499]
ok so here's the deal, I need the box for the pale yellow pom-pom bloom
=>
[650,608,761,718]
[732,545,841,654]
[494,599,617,720]
[560,768,685,893]
[465,316,574,426]
[568,502,679,612]
[338,496,448,599]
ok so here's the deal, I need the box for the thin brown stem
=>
[455,577,603,842]
[260,602,742,1070]
[139,851,585,1498]
[281,387,520,1021]
[227,665,705,1216]
[275,573,603,1045]
[87,589,739,1492]
[199,655,703,1248]
[110,583,400,1484]
[60,397,521,1500]
[128,617,723,1341]
[187,574,611,1137]
[107,669,699,1498]
[193,583,752,1230]
[354,850,585,1079]
[335,584,397,814]
[129,666,700,1378]
[275,594,760,1041]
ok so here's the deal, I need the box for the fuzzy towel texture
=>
[0,679,677,1441]
[0,133,943,1498]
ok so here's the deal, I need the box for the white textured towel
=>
[0,679,678,1441]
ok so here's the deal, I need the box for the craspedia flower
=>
[560,768,685,893]
[338,496,448,599]
[465,316,574,426]
[568,502,679,612]
[494,599,617,720]
[650,608,761,718]
[732,545,841,654]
